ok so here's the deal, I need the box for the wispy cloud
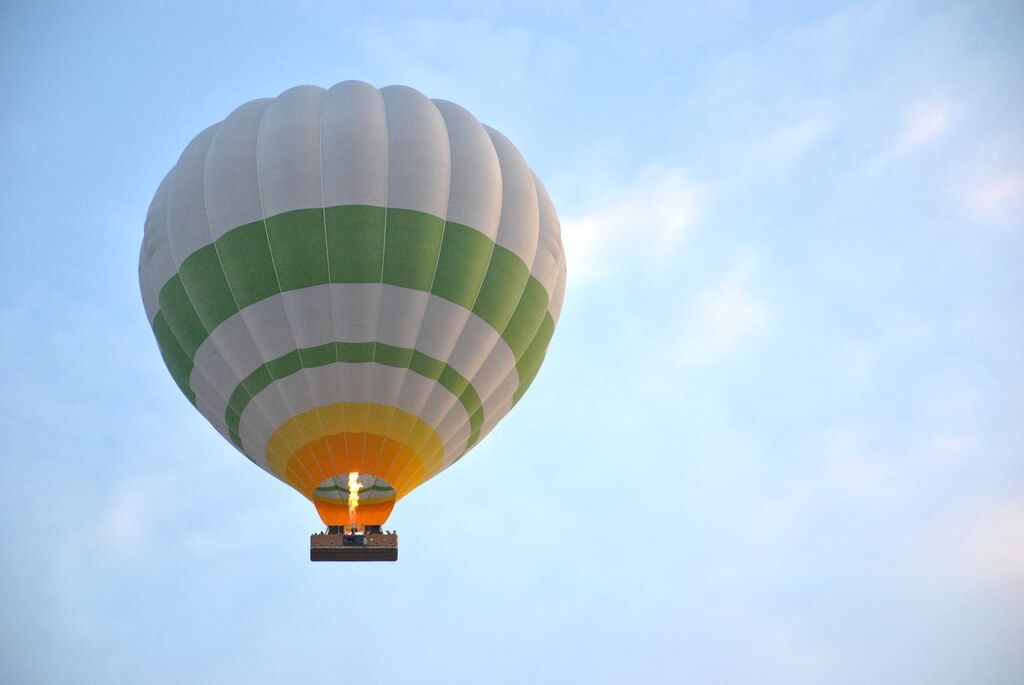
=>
[749,422,899,544]
[748,418,982,547]
[758,117,835,171]
[886,98,959,158]
[925,497,1024,589]
[96,474,177,557]
[356,17,568,112]
[965,499,1024,585]
[671,250,771,366]
[559,166,702,282]
[964,172,1024,219]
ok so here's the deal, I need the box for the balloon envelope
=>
[139,81,566,526]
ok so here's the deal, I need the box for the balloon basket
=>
[310,525,398,562]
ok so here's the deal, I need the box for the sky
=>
[1,1,1021,683]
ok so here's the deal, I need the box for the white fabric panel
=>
[188,345,279,474]
[256,85,325,217]
[162,122,293,456]
[381,85,451,217]
[321,81,388,207]
[282,287,334,349]
[236,404,278,470]
[409,382,461,436]
[142,169,172,239]
[433,314,518,441]
[303,365,347,421]
[443,274,562,462]
[239,297,296,365]
[483,370,518,420]
[475,402,513,449]
[188,357,243,434]
[484,125,539,265]
[377,289,434,378]
[376,86,451,437]
[452,404,514,467]
[189,304,261,393]
[409,298,473,366]
[237,293,325,453]
[240,363,466,463]
[192,322,310,475]
[330,282,380,445]
[402,355,518,467]
[428,266,565,466]
[549,260,568,323]
[267,163,333,446]
[446,314,503,378]
[189,361,232,419]
[195,393,234,445]
[321,81,389,448]
[425,397,498,473]
[409,349,517,464]
[470,346,518,408]
[138,261,157,325]
[166,125,218,266]
[237,366,303,455]
[392,297,471,433]
[189,284,517,433]
[431,353,521,472]
[424,294,515,382]
[140,172,174,322]
[367,360,404,436]
[387,100,505,438]
[250,87,334,455]
[394,412,472,482]
[330,282,382,341]
[163,124,285,446]
[205,99,272,239]
[190,286,319,410]
[376,285,431,349]
[432,99,502,237]
[431,170,562,445]
[142,176,180,301]
[530,173,562,296]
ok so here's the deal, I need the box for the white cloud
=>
[758,117,834,169]
[747,422,929,544]
[832,320,930,391]
[559,166,702,281]
[672,251,771,365]
[887,99,958,158]
[926,497,1024,589]
[750,487,810,542]
[964,172,1024,218]
[96,474,176,556]
[752,618,844,682]
[357,17,568,116]
[967,499,1024,583]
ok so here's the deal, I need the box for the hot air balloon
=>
[138,81,566,560]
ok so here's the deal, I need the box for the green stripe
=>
[150,204,556,421]
[503,277,550,356]
[382,210,445,291]
[225,341,484,452]
[473,244,532,332]
[152,311,196,404]
[158,274,207,356]
[513,313,556,405]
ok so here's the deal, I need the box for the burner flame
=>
[347,472,361,524]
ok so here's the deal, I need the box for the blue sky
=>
[1,1,1021,682]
